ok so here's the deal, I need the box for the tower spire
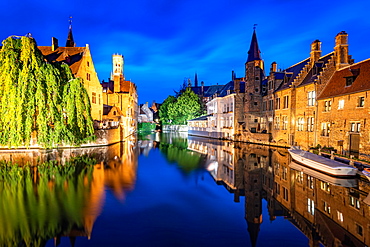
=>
[247,25,261,62]
[194,72,198,87]
[66,16,76,47]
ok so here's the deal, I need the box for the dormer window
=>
[345,76,355,86]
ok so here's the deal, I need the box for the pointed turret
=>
[247,29,262,63]
[66,17,76,47]
[194,73,198,87]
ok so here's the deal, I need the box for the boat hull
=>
[288,148,358,177]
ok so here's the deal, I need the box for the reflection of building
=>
[0,139,138,246]
[189,137,370,247]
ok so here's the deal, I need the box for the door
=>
[349,134,360,158]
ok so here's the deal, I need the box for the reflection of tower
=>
[244,153,263,247]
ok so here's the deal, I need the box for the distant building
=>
[101,54,138,139]
[188,28,370,161]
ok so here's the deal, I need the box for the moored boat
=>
[288,146,358,177]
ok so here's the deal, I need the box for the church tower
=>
[244,27,265,131]
[66,17,75,47]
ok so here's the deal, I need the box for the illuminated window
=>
[307,175,314,189]
[350,122,361,132]
[321,122,330,136]
[337,211,343,222]
[307,91,316,106]
[297,117,304,131]
[308,198,315,215]
[323,201,331,214]
[350,196,360,209]
[282,116,288,130]
[320,182,330,192]
[274,116,280,130]
[296,171,303,184]
[283,95,289,109]
[338,99,345,109]
[307,117,314,132]
[324,100,332,112]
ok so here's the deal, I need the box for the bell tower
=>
[112,54,124,78]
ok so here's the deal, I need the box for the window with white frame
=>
[324,100,332,112]
[350,196,360,209]
[297,117,304,131]
[308,198,315,215]
[275,116,280,130]
[338,99,345,109]
[307,91,316,106]
[337,211,344,222]
[283,95,289,109]
[282,116,288,130]
[350,122,361,132]
[307,117,314,132]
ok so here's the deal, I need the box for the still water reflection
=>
[1,133,369,246]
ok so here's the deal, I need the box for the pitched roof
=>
[203,85,224,97]
[218,81,234,97]
[38,46,85,74]
[247,30,262,62]
[275,58,310,92]
[318,58,370,100]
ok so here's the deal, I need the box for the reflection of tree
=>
[159,137,203,173]
[0,156,96,246]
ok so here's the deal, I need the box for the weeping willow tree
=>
[0,35,94,148]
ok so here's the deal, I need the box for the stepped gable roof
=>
[276,58,310,92]
[247,30,262,62]
[203,85,224,97]
[318,58,370,100]
[38,46,86,74]
[297,53,334,88]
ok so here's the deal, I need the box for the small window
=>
[324,100,332,112]
[346,76,355,86]
[338,99,345,109]
[358,97,365,107]
[307,91,316,106]
[87,61,90,67]
[350,122,361,132]
[92,92,96,104]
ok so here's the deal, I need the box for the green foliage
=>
[159,88,205,125]
[138,122,156,132]
[0,36,94,148]
[0,156,96,246]
[158,135,202,173]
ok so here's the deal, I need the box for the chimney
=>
[270,62,277,73]
[310,39,322,67]
[334,31,349,70]
[51,37,58,51]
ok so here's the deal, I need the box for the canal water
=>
[0,132,368,246]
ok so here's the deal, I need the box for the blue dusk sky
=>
[1,0,370,104]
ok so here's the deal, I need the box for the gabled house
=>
[39,25,103,121]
